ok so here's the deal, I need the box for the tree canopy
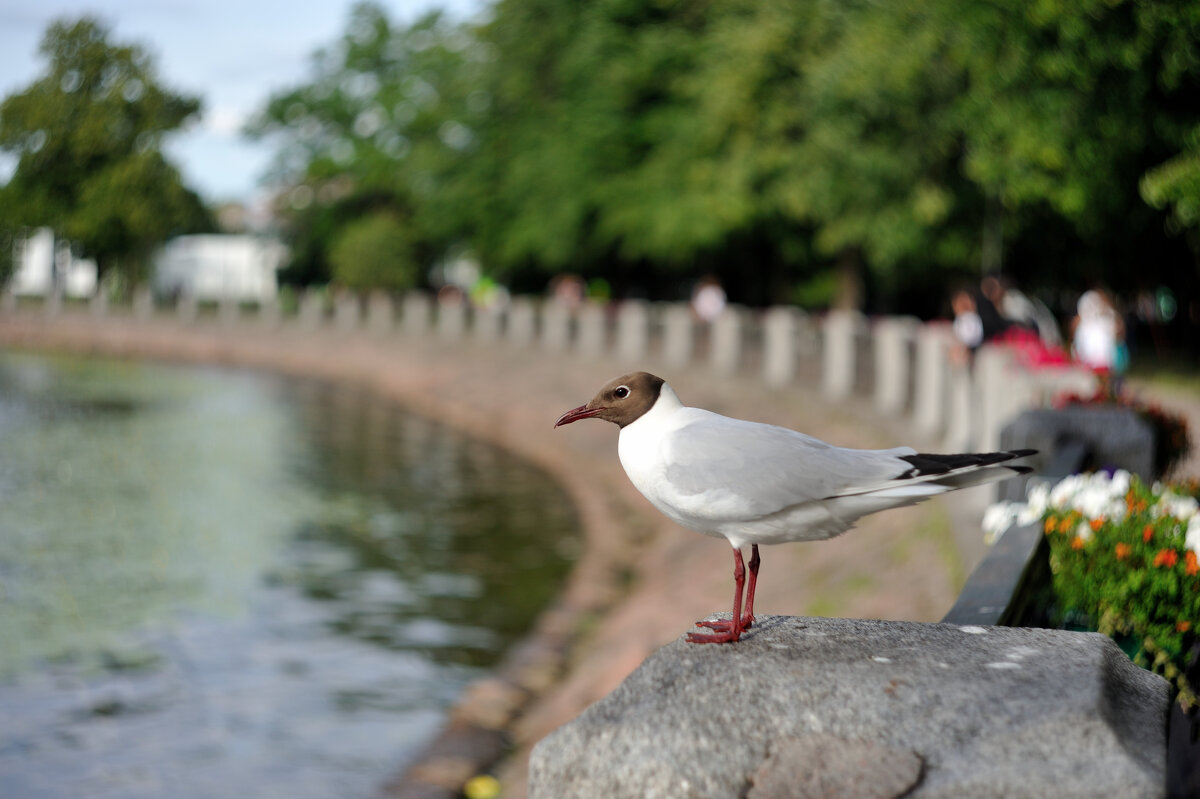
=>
[254,0,1200,311]
[0,17,211,284]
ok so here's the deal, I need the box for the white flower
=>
[1188,516,1200,555]
[1076,521,1093,542]
[1109,470,1132,498]
[1023,482,1050,521]
[1075,484,1116,520]
[1156,492,1199,522]
[983,501,1020,545]
[1049,474,1084,510]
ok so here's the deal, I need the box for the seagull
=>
[554,371,1035,644]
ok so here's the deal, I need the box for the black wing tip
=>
[900,448,1038,477]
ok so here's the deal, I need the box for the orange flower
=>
[1090,518,1104,532]
[1044,517,1056,534]
[1154,549,1179,569]
[1187,551,1199,577]
[1143,525,1155,543]
[1115,543,1132,561]
[1059,516,1076,534]
[1071,536,1086,551]
[1178,621,1191,633]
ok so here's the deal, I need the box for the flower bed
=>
[987,471,1200,706]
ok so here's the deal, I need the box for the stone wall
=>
[1,289,1099,458]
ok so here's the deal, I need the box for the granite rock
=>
[529,616,1168,799]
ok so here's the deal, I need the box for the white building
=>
[9,228,98,298]
[154,235,286,302]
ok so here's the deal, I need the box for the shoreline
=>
[0,311,968,798]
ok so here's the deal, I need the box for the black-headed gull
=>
[555,371,1035,643]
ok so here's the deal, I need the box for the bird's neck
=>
[622,382,685,435]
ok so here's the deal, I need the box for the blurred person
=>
[437,283,465,307]
[549,274,586,309]
[691,275,727,323]
[950,285,1011,359]
[951,288,984,357]
[981,274,1062,347]
[1071,288,1126,373]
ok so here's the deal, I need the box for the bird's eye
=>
[614,386,630,399]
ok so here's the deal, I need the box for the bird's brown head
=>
[554,372,666,429]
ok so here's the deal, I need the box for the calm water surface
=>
[0,351,578,798]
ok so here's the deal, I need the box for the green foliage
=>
[328,211,417,291]
[254,0,1200,303]
[0,16,211,283]
[246,3,483,286]
[1142,138,1200,231]
[1042,475,1200,706]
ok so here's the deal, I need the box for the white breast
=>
[616,385,713,533]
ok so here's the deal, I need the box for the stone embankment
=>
[0,312,967,797]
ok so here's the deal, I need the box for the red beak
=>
[555,404,605,427]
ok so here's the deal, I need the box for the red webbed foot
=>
[695,615,754,632]
[686,627,742,644]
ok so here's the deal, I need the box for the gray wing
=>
[661,410,914,520]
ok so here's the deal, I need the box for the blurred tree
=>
[951,0,1200,290]
[251,0,1200,309]
[1143,140,1200,236]
[328,210,418,291]
[247,2,484,287]
[0,17,211,285]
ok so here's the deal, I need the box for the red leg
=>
[742,544,760,629]
[688,547,747,644]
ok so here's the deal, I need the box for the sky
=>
[0,0,486,208]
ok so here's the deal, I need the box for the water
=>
[0,351,578,798]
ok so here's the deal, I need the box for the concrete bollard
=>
[133,287,154,320]
[473,303,504,343]
[259,296,281,329]
[336,292,362,331]
[506,297,537,347]
[710,306,744,376]
[89,289,108,318]
[366,291,394,334]
[661,303,694,369]
[299,290,326,329]
[763,306,801,387]
[974,345,1008,453]
[542,302,572,353]
[616,300,650,364]
[437,298,467,340]
[873,316,918,415]
[821,310,863,399]
[45,289,63,318]
[177,293,198,325]
[943,360,975,452]
[219,296,240,326]
[911,324,951,436]
[576,303,607,357]
[401,292,432,336]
